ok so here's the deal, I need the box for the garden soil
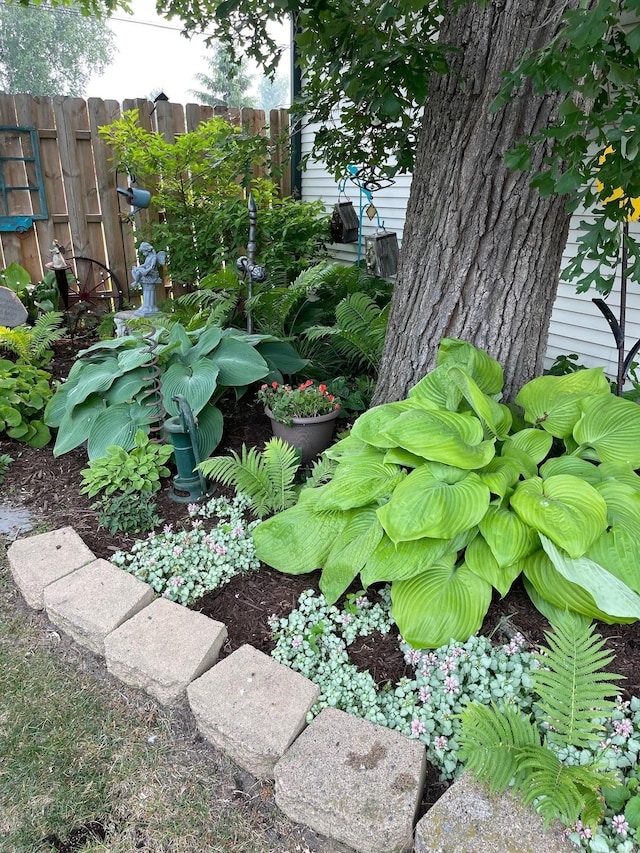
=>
[1,338,640,820]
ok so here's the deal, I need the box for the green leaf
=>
[391,561,493,648]
[476,456,521,498]
[378,466,490,541]
[256,340,309,375]
[313,460,406,510]
[448,366,512,438]
[161,359,220,416]
[516,370,611,437]
[52,394,106,456]
[408,365,462,411]
[195,403,224,459]
[586,526,640,595]
[208,336,269,386]
[102,368,150,404]
[436,338,504,395]
[540,534,640,621]
[382,409,496,469]
[24,420,51,449]
[320,508,384,604]
[595,480,640,536]
[505,428,554,464]
[539,455,601,483]
[253,497,349,575]
[625,796,640,829]
[574,394,640,466]
[464,535,522,597]
[86,402,151,460]
[64,360,124,409]
[510,475,608,557]
[361,533,464,585]
[186,325,223,362]
[350,401,414,448]
[521,550,634,624]
[478,504,538,567]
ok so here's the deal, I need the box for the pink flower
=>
[433,736,448,751]
[411,719,426,737]
[271,381,279,389]
[612,815,629,836]
[444,676,459,694]
[419,687,431,703]
[613,718,634,738]
[291,635,303,649]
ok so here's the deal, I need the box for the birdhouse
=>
[365,231,399,278]
[331,201,359,243]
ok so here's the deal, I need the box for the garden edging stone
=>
[6,526,576,853]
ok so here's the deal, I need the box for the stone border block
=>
[104,597,227,704]
[43,559,154,655]
[187,643,319,779]
[275,707,425,853]
[7,526,96,610]
[413,773,573,853]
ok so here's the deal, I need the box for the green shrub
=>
[94,491,163,535]
[80,430,173,498]
[0,359,52,447]
[0,312,65,367]
[254,337,640,648]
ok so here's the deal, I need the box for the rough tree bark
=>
[374,0,577,404]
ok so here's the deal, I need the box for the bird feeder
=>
[365,230,399,278]
[331,201,359,243]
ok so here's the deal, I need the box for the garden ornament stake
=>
[163,394,210,503]
[236,194,267,333]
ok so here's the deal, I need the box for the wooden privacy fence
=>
[0,93,291,299]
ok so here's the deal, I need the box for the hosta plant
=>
[254,337,640,648]
[0,359,52,448]
[44,321,306,460]
[80,429,173,498]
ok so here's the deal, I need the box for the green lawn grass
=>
[0,547,312,853]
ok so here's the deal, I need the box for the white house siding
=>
[301,120,640,384]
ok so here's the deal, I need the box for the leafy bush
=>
[0,312,66,367]
[80,430,172,497]
[95,491,163,536]
[254,337,640,648]
[0,359,52,447]
[44,321,306,460]
[111,494,260,605]
[0,263,61,318]
[99,112,329,287]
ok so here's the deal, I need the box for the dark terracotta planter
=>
[264,406,341,464]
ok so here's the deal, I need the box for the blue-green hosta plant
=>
[44,321,306,460]
[254,338,640,648]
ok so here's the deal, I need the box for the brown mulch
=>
[2,336,640,700]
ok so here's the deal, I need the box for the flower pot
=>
[264,406,340,464]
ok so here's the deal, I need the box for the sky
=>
[86,0,289,106]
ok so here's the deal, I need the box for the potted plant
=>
[257,379,341,463]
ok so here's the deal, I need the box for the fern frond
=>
[0,325,30,361]
[28,311,65,362]
[458,702,539,794]
[198,439,299,518]
[304,454,337,488]
[262,437,300,513]
[515,747,612,829]
[532,619,621,748]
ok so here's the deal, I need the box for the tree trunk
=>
[374,0,576,404]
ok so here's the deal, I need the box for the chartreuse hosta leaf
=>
[324,435,387,462]
[319,509,384,604]
[540,535,640,621]
[520,550,634,624]
[436,337,504,395]
[539,455,601,484]
[595,480,640,534]
[476,456,521,498]
[313,461,406,510]
[391,558,493,648]
[464,535,522,597]
[378,465,490,541]
[510,475,607,558]
[253,492,349,575]
[573,394,640,467]
[586,526,640,596]
[598,462,640,492]
[382,409,496,469]
[448,366,512,439]
[516,370,611,438]
[408,364,463,411]
[360,532,469,586]
[350,401,415,448]
[478,504,538,567]
[504,428,553,465]
[383,447,427,468]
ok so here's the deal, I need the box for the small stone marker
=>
[0,286,28,328]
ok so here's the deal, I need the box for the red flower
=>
[327,394,334,401]
[305,379,313,387]
[271,381,279,389]
[318,384,327,392]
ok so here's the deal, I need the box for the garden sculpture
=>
[131,242,165,316]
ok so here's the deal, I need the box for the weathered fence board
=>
[0,93,290,302]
